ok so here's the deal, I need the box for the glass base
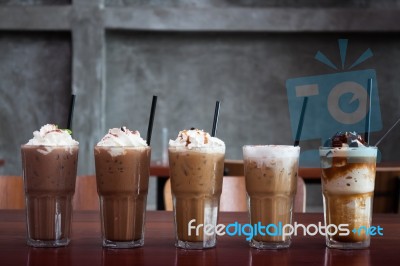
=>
[326,238,370,250]
[250,239,291,250]
[175,239,216,250]
[103,238,144,249]
[27,238,70,248]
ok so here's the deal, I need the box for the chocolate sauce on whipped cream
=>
[325,131,367,148]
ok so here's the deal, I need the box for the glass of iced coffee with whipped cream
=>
[168,128,225,249]
[320,132,377,249]
[21,124,79,247]
[243,145,300,249]
[94,127,151,248]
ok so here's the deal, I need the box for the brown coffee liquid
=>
[169,148,224,242]
[94,147,150,242]
[22,145,78,241]
[321,158,376,243]
[323,192,373,242]
[244,159,297,242]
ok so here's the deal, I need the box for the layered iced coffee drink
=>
[94,127,150,248]
[169,129,225,249]
[320,132,377,249]
[21,124,79,247]
[243,145,300,249]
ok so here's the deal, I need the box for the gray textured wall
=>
[0,32,71,174]
[1,0,400,177]
[105,32,400,166]
[105,0,400,8]
[0,0,69,5]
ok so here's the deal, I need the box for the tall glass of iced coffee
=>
[320,132,377,249]
[169,129,225,249]
[243,145,300,249]
[94,127,151,248]
[21,124,79,247]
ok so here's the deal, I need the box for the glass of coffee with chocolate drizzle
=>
[320,132,377,249]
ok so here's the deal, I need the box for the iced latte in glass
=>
[21,124,79,247]
[320,132,377,249]
[94,127,150,248]
[243,145,300,249]
[169,129,225,249]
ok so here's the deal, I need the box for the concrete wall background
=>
[0,0,69,5]
[0,32,71,174]
[1,0,400,211]
[105,32,400,169]
[3,30,400,175]
[105,0,400,8]
[2,1,400,175]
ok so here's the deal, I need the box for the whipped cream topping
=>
[26,124,78,146]
[97,127,148,147]
[169,128,225,151]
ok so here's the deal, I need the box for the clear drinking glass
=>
[21,144,79,247]
[243,145,300,249]
[168,146,225,249]
[320,146,377,249]
[94,146,151,248]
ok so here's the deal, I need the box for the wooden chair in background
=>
[0,176,25,209]
[0,175,99,210]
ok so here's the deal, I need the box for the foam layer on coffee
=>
[320,147,377,194]
[243,145,300,168]
[323,167,375,194]
[169,128,225,153]
[26,124,78,147]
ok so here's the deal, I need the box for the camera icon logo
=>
[286,39,382,166]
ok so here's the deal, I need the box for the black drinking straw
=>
[294,97,308,146]
[146,95,158,145]
[67,94,76,131]
[364,78,373,145]
[211,101,220,137]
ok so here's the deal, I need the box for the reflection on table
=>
[0,210,399,266]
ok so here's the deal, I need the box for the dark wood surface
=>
[0,210,399,265]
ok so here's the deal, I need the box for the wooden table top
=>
[0,210,399,265]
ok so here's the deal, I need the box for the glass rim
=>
[243,144,299,148]
[319,146,377,150]
[94,145,150,149]
[168,146,225,154]
[243,145,300,152]
[21,144,79,148]
[168,145,225,149]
